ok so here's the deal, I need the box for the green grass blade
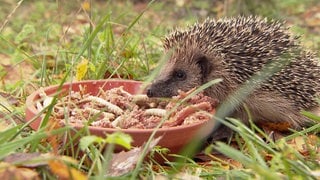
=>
[0,125,22,144]
[0,126,69,160]
[214,142,279,179]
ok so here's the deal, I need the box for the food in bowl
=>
[36,86,218,129]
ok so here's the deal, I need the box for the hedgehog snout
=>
[146,88,154,97]
[146,82,175,98]
[146,83,159,97]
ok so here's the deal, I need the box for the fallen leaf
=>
[0,91,20,106]
[290,136,305,152]
[287,134,319,157]
[107,147,141,176]
[107,136,162,177]
[3,153,76,168]
[3,152,48,168]
[0,162,39,180]
[48,160,87,180]
[0,91,23,126]
[0,93,15,114]
[46,117,63,155]
[306,134,318,146]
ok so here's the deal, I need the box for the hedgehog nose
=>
[146,88,154,97]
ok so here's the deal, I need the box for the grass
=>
[0,0,320,179]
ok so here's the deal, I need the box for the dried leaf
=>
[306,134,318,146]
[4,152,48,167]
[0,93,15,113]
[107,136,162,176]
[48,160,87,180]
[46,117,63,155]
[4,152,80,168]
[0,92,23,126]
[0,91,20,106]
[107,147,141,176]
[287,134,319,157]
[290,136,306,152]
[0,162,39,180]
[59,155,80,165]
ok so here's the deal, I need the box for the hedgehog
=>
[146,16,320,139]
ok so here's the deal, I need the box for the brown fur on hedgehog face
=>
[147,46,219,98]
[147,39,231,100]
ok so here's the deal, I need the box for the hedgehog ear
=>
[196,55,211,78]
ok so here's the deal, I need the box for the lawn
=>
[0,0,319,179]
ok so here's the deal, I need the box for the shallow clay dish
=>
[25,79,214,155]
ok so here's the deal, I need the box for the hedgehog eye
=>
[173,70,186,80]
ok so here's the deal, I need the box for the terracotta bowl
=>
[25,79,214,157]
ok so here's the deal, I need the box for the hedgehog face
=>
[147,52,212,98]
